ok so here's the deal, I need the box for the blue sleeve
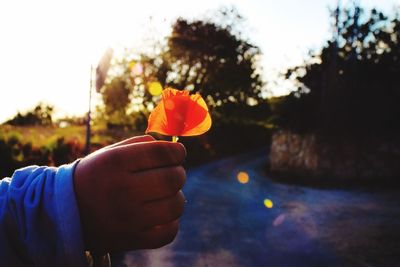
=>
[0,162,87,267]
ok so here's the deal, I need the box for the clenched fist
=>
[73,135,186,253]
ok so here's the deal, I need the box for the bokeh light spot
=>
[130,61,143,76]
[164,99,175,110]
[237,171,249,184]
[148,81,163,96]
[264,199,273,208]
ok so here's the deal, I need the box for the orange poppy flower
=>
[146,88,212,137]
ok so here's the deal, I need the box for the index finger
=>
[104,135,155,150]
[111,141,186,172]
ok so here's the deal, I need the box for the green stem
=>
[172,136,179,142]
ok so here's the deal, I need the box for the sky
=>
[0,0,398,122]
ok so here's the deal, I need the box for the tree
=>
[100,7,266,129]
[100,77,132,127]
[275,4,400,134]
[5,103,54,126]
[162,10,264,107]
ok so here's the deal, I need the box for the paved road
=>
[113,150,400,267]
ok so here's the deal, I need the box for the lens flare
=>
[237,172,249,184]
[272,214,286,226]
[148,81,163,96]
[264,199,273,208]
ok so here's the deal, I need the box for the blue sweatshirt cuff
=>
[55,161,87,267]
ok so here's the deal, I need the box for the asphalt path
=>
[114,150,400,267]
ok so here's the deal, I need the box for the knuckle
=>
[170,192,185,218]
[161,166,186,195]
[163,142,186,163]
[174,143,187,162]
[171,166,186,190]
[178,143,187,158]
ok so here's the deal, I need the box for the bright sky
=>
[0,0,397,122]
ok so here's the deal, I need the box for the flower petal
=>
[163,94,190,136]
[181,94,211,136]
[146,88,212,137]
[181,112,212,136]
[145,98,169,135]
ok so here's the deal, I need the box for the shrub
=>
[50,137,84,166]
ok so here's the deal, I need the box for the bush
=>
[50,137,84,166]
[0,136,22,177]
[21,142,51,166]
[0,135,85,178]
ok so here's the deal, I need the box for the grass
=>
[0,124,86,147]
[0,124,141,149]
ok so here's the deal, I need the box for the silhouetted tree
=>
[5,103,54,126]
[100,7,267,129]
[161,10,264,107]
[275,4,400,134]
[100,77,132,127]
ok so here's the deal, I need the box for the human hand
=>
[73,135,186,253]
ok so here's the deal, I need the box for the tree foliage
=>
[5,103,54,126]
[100,77,133,126]
[274,4,400,134]
[99,8,266,128]
[162,12,263,107]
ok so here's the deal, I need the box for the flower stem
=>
[172,136,179,142]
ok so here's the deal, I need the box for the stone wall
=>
[270,131,400,179]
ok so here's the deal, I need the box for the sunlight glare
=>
[1,0,395,122]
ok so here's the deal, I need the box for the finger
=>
[111,220,179,251]
[138,191,185,228]
[120,166,186,202]
[137,220,180,249]
[111,141,186,172]
[87,135,156,160]
[104,135,155,150]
